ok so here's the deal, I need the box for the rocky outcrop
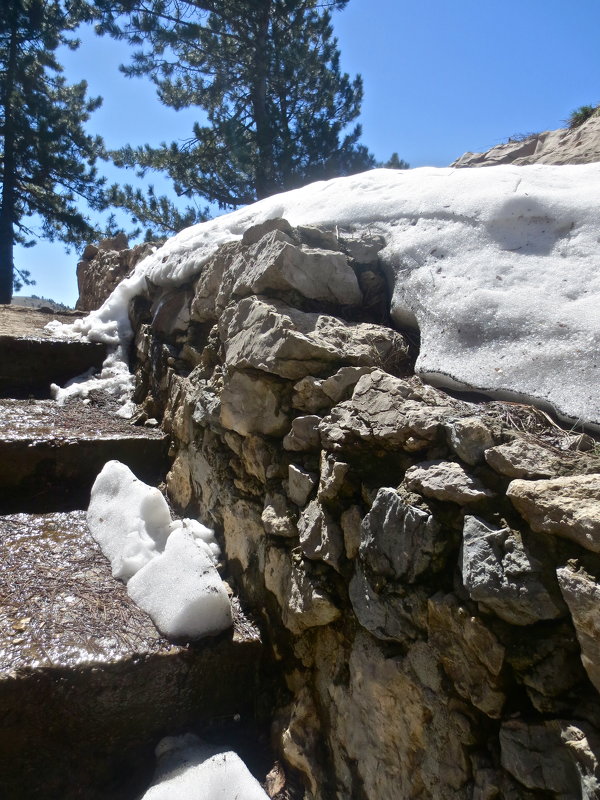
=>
[452,112,600,167]
[76,234,160,311]
[126,218,600,799]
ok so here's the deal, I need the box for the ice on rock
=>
[141,734,269,800]
[127,528,232,640]
[87,461,231,640]
[50,165,600,426]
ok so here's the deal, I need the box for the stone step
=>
[0,399,171,513]
[0,511,262,799]
[0,305,105,398]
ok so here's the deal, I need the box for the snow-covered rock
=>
[50,165,600,427]
[142,734,268,800]
[87,461,231,640]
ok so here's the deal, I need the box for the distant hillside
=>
[12,295,73,313]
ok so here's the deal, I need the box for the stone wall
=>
[127,218,600,799]
[76,234,160,312]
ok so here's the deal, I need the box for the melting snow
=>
[48,165,600,426]
[87,461,230,639]
[141,734,268,800]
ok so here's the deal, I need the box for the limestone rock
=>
[297,500,344,570]
[461,516,565,625]
[320,366,372,404]
[189,241,239,323]
[507,474,600,552]
[287,465,318,507]
[241,217,295,246]
[220,296,406,380]
[320,370,462,454]
[262,493,298,539]
[240,435,279,483]
[340,504,362,560]
[282,415,322,451]
[485,438,559,479]
[317,453,350,504]
[452,113,600,168]
[404,460,494,504]
[339,232,386,264]
[77,237,157,311]
[220,370,290,437]
[428,593,506,717]
[279,688,322,797]
[444,416,494,465]
[360,487,444,582]
[557,565,600,694]
[500,719,600,796]
[314,629,474,798]
[291,377,330,414]
[151,287,192,337]
[222,498,265,575]
[349,565,428,643]
[264,545,340,634]
[295,224,339,251]
[230,229,362,306]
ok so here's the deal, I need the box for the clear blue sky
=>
[15,0,600,306]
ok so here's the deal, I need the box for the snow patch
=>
[87,461,230,639]
[142,734,268,800]
[50,165,600,426]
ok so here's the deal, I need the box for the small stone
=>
[405,460,494,504]
[485,438,559,479]
[220,370,290,437]
[288,465,318,507]
[556,565,600,694]
[292,377,330,413]
[444,416,494,465]
[262,493,297,539]
[283,415,322,451]
[317,453,350,504]
[507,474,600,552]
[320,366,372,404]
[461,515,565,625]
[340,505,362,560]
[297,500,344,570]
[241,217,295,246]
[340,233,386,264]
[264,545,340,634]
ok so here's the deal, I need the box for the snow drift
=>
[141,734,268,800]
[87,461,231,640]
[49,165,600,426]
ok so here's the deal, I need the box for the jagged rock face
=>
[452,113,600,167]
[76,235,160,311]
[128,219,600,799]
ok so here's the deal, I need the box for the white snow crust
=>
[142,734,268,800]
[87,461,230,639]
[51,165,600,426]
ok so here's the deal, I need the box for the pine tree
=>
[103,0,375,219]
[0,0,108,303]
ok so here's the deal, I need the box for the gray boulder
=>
[461,516,565,625]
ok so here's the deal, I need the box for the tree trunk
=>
[0,11,19,304]
[251,0,275,199]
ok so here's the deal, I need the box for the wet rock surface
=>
[0,399,170,512]
[0,304,105,397]
[0,511,262,800]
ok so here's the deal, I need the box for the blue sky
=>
[15,0,600,305]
